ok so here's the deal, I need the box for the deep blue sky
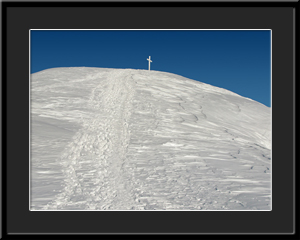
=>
[30,30,271,107]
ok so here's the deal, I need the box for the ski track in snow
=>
[31,68,271,211]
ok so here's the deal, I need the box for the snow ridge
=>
[31,67,271,210]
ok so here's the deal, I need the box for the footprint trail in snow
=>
[42,69,136,210]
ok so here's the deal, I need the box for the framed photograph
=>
[2,1,298,237]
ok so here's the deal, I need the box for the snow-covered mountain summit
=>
[31,67,271,210]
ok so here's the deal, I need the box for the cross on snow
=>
[147,56,152,71]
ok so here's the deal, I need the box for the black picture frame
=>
[1,1,298,238]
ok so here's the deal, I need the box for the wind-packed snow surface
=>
[30,67,271,210]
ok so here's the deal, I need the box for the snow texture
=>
[30,67,271,210]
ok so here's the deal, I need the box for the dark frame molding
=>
[1,1,298,238]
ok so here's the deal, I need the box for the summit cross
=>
[147,56,152,71]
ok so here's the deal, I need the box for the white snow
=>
[30,67,271,210]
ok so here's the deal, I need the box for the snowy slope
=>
[30,67,271,210]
